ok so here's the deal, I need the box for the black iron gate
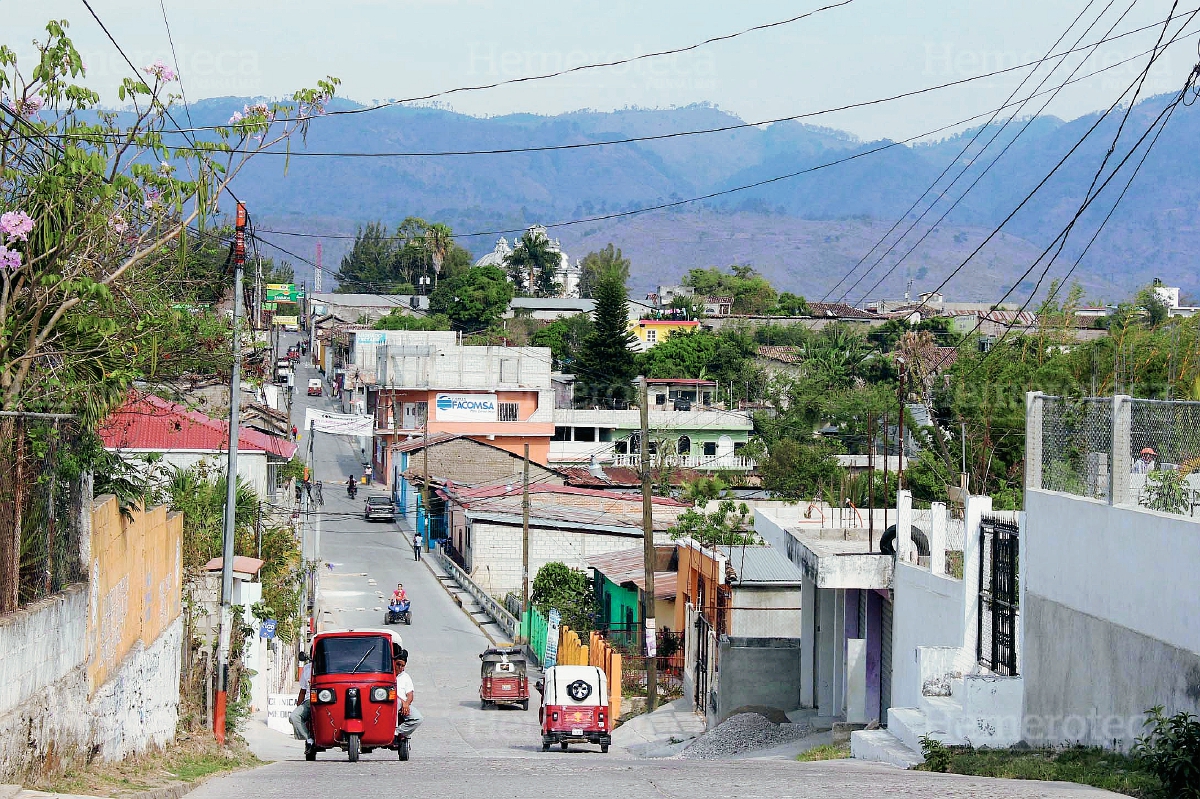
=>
[978,515,1020,675]
[694,614,711,711]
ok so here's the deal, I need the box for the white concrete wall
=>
[0,586,91,779]
[1022,489,1200,746]
[125,451,271,500]
[0,586,184,779]
[730,587,802,638]
[890,562,965,710]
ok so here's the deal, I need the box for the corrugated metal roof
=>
[586,547,677,600]
[719,545,803,585]
[100,395,297,459]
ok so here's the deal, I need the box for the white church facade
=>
[474,224,581,298]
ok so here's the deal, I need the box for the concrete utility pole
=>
[897,365,906,491]
[868,412,875,553]
[421,408,430,549]
[215,201,247,744]
[521,443,531,642]
[638,376,658,712]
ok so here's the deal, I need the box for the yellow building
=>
[630,318,699,351]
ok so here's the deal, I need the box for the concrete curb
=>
[124,779,205,799]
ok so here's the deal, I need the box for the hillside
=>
[188,94,1200,302]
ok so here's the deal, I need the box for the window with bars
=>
[499,402,520,422]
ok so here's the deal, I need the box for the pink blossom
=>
[228,111,244,124]
[108,214,128,235]
[0,211,34,241]
[143,59,177,82]
[16,95,43,117]
[0,246,21,271]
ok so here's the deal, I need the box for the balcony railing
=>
[610,453,757,471]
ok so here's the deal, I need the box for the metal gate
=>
[694,614,711,711]
[978,515,1020,675]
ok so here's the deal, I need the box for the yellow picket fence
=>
[557,625,622,720]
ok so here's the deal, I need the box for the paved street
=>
[199,337,1122,798]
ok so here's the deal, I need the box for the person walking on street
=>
[413,532,422,561]
[394,649,422,740]
[314,480,324,506]
[290,653,313,746]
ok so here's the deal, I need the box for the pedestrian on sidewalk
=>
[413,532,422,561]
[314,480,324,506]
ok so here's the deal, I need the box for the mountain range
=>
[179,93,1200,304]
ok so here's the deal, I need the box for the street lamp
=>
[418,275,431,295]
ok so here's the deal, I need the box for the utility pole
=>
[215,201,247,745]
[421,407,430,549]
[253,247,262,330]
[882,409,890,534]
[867,413,875,553]
[638,376,658,712]
[897,366,906,490]
[521,443,531,643]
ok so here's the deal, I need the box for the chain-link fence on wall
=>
[0,415,87,614]
[1032,394,1200,519]
[1128,399,1200,516]
[1039,396,1114,500]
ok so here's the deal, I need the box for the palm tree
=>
[425,223,454,288]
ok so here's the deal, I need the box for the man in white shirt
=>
[290,654,313,744]
[413,533,422,561]
[394,649,423,739]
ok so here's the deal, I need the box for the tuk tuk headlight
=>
[370,686,392,702]
[314,688,335,704]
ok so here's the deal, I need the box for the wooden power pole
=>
[522,443,531,642]
[638,377,658,711]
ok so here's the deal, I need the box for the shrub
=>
[920,735,953,773]
[1132,705,1200,798]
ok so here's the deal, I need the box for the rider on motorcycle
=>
[347,475,357,498]
[392,583,407,603]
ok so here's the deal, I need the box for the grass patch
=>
[915,745,1162,797]
[28,733,260,797]
[796,742,851,762]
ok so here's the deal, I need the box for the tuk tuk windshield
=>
[313,636,392,675]
[481,657,526,678]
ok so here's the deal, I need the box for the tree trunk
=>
[0,418,27,613]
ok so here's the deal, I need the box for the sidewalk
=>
[610,697,707,757]
[240,710,303,763]
[420,548,511,646]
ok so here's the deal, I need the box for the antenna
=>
[314,240,324,292]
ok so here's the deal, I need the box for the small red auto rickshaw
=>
[479,647,529,710]
[537,665,611,753]
[306,629,409,762]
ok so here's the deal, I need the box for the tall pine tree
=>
[577,273,637,405]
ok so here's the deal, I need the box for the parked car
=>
[364,495,396,522]
[307,379,323,396]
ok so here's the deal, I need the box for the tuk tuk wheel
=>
[304,743,316,762]
[560,742,569,751]
[541,741,550,752]
[398,737,410,761]
[601,743,609,753]
[521,699,529,711]
[348,733,360,762]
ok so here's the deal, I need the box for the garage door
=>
[880,596,893,724]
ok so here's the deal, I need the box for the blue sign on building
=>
[260,619,277,639]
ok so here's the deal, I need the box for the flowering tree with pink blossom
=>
[0,19,339,415]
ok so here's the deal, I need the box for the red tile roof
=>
[646,378,717,386]
[100,395,297,459]
[756,345,802,364]
[204,556,265,575]
[807,302,880,320]
[456,482,686,507]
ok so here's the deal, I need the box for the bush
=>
[1133,706,1200,798]
[920,735,953,773]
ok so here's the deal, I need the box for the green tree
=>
[531,562,595,634]
[505,227,562,297]
[759,438,846,500]
[682,265,777,314]
[578,243,631,298]
[373,310,452,331]
[773,292,809,316]
[636,329,759,388]
[577,273,637,402]
[530,313,593,369]
[335,222,410,293]
[428,265,514,332]
[667,499,758,546]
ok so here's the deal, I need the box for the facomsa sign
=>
[434,393,498,422]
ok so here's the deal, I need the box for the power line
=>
[244,35,1198,254]
[842,0,1149,307]
[158,0,194,130]
[39,11,1195,157]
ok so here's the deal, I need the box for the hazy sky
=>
[6,1,1193,140]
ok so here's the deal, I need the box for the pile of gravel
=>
[678,712,810,760]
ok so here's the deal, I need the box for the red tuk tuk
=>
[306,630,409,762]
[479,647,529,710]
[537,665,611,753]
